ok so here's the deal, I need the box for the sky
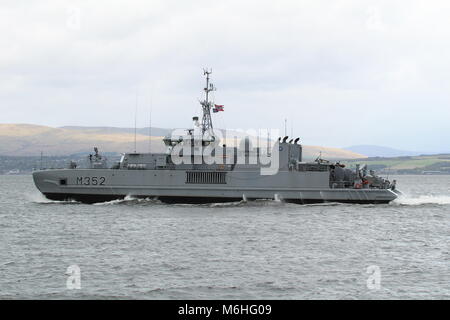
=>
[1,0,450,152]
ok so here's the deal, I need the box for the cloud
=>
[1,0,450,152]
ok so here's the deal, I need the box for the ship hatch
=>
[186,171,227,184]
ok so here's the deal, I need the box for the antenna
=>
[148,87,152,152]
[200,68,215,137]
[134,87,138,153]
[290,118,293,138]
[284,118,287,136]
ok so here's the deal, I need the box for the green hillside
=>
[344,155,450,174]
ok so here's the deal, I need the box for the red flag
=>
[214,104,224,111]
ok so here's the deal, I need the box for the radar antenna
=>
[200,68,216,137]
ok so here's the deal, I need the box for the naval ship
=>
[33,70,400,204]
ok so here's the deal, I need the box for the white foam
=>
[92,195,163,205]
[93,195,138,205]
[93,199,125,205]
[394,194,450,205]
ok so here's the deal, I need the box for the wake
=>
[394,194,450,205]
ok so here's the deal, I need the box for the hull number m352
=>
[76,177,106,185]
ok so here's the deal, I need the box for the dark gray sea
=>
[0,175,448,299]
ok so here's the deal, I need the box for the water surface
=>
[0,175,448,299]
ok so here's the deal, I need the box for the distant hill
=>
[301,145,365,160]
[60,126,172,137]
[0,124,366,159]
[344,145,425,157]
[0,124,167,156]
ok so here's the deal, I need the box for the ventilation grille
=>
[186,171,227,184]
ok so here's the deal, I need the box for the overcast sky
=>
[1,0,450,152]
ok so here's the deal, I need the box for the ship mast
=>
[201,69,215,137]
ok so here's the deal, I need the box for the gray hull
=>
[33,168,399,204]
